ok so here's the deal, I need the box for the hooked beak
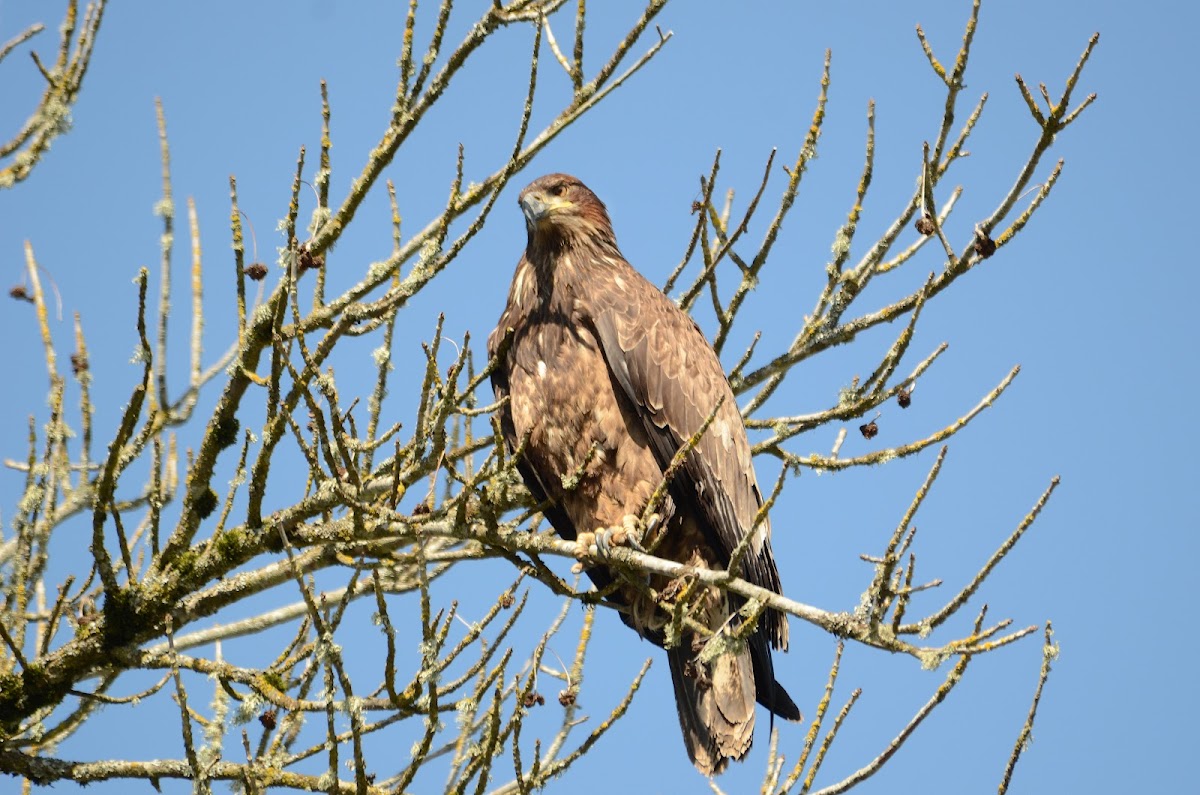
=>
[519,191,570,228]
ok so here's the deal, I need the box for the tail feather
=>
[667,641,755,775]
[750,632,802,721]
[667,590,802,776]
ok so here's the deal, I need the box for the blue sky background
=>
[1,1,1193,792]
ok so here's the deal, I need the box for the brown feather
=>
[489,174,799,775]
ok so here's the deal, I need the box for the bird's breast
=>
[508,316,607,464]
[504,308,658,527]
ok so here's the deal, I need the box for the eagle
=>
[488,173,800,775]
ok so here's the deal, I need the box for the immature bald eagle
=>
[488,174,799,775]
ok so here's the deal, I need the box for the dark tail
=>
[667,623,800,775]
[667,638,755,776]
[750,632,801,721]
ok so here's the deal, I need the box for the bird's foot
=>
[595,513,659,556]
[572,531,596,560]
[570,531,595,573]
[594,515,637,555]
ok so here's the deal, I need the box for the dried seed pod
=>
[9,285,33,303]
[558,687,577,707]
[297,245,324,272]
[915,213,936,236]
[70,352,89,375]
[859,419,879,439]
[897,388,912,409]
[499,592,515,609]
[973,230,997,258]
[244,262,268,281]
[259,709,278,730]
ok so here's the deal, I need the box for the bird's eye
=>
[549,183,566,197]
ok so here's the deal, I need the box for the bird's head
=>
[518,173,614,253]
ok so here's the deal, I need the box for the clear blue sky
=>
[1,1,1192,793]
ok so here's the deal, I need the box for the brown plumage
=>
[488,173,799,775]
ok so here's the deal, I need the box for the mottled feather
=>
[489,174,798,775]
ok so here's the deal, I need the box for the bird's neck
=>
[526,231,621,284]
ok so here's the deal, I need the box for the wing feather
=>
[589,266,788,650]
